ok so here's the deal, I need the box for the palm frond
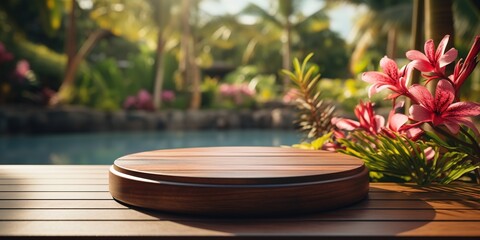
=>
[282,54,336,139]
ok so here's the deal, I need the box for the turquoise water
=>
[0,130,301,164]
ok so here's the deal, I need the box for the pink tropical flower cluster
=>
[334,35,480,140]
[219,83,256,105]
[123,89,154,111]
[160,90,175,103]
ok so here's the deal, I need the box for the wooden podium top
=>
[113,146,366,185]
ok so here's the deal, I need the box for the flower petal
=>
[405,127,423,141]
[424,147,435,161]
[424,39,435,61]
[455,117,480,136]
[435,35,450,60]
[334,118,360,131]
[409,59,434,72]
[438,48,458,68]
[380,56,398,80]
[408,84,434,110]
[409,104,432,122]
[406,50,430,62]
[362,72,392,84]
[374,115,385,132]
[434,80,455,113]
[444,121,461,134]
[389,113,408,131]
[445,101,480,118]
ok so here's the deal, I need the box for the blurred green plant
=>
[74,48,155,110]
[282,54,335,139]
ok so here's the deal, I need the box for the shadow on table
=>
[128,185,455,237]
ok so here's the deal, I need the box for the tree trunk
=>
[406,0,424,114]
[179,0,191,91]
[282,19,292,91]
[153,34,165,109]
[425,0,454,74]
[51,29,110,105]
[65,0,77,71]
[180,0,201,109]
[386,28,397,59]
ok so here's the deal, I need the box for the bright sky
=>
[200,0,363,42]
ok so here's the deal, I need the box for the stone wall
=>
[0,105,297,134]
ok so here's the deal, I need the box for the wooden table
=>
[1,165,479,239]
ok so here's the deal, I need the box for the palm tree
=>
[241,0,330,90]
[149,0,176,109]
[345,0,413,73]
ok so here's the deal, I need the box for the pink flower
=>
[382,101,423,140]
[14,60,31,80]
[283,88,300,103]
[408,79,480,135]
[0,42,14,64]
[406,35,458,81]
[424,147,435,162]
[332,101,385,136]
[450,35,480,96]
[362,56,411,99]
[136,89,154,110]
[123,96,136,109]
[219,84,233,96]
[123,89,154,111]
[161,90,175,102]
[239,83,255,96]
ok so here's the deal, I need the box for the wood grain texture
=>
[110,147,369,216]
[1,165,479,239]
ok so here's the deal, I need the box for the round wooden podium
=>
[109,146,369,216]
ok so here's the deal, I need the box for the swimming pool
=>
[0,130,302,164]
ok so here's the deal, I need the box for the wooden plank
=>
[369,191,480,200]
[0,165,478,239]
[0,184,108,191]
[348,199,480,210]
[0,192,112,200]
[0,209,479,221]
[0,221,479,237]
[0,165,110,170]
[0,200,127,209]
[2,190,478,200]
[370,183,480,193]
[0,179,108,185]
[0,173,108,179]
[1,199,478,210]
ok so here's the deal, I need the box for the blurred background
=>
[1,0,477,111]
[0,0,479,164]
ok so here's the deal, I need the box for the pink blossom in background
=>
[161,90,175,102]
[239,83,255,96]
[0,42,14,63]
[123,89,154,111]
[123,96,136,109]
[219,84,234,96]
[14,60,31,81]
[136,89,154,110]
[282,88,300,103]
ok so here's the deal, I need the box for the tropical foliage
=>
[291,35,480,185]
[282,54,335,139]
